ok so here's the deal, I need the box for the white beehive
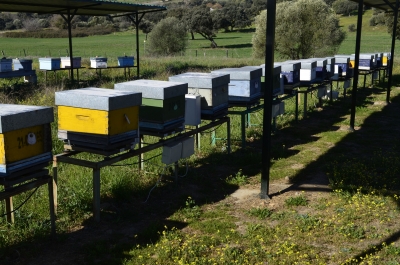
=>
[169,72,229,118]
[90,57,107,68]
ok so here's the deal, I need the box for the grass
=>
[1,10,400,265]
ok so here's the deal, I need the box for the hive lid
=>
[358,54,374,60]
[277,61,301,72]
[334,55,350,63]
[169,72,229,88]
[55,87,142,111]
[114,79,188,100]
[0,104,54,133]
[259,64,281,76]
[310,58,327,67]
[60,57,81,60]
[39,57,61,61]
[211,67,262,80]
[325,57,335,65]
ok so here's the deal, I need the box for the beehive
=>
[352,54,374,70]
[0,58,12,72]
[258,64,283,96]
[169,72,229,117]
[312,58,328,80]
[114,80,188,132]
[61,57,82,68]
[118,56,134,67]
[334,55,352,77]
[0,104,53,176]
[383,52,391,66]
[324,57,336,78]
[39,57,61,70]
[13,59,33,71]
[211,67,262,103]
[90,57,107,68]
[374,53,383,67]
[55,87,142,147]
[276,61,301,90]
[293,59,317,82]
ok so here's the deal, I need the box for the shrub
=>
[348,24,356,32]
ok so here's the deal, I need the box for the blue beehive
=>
[211,67,262,103]
[276,61,301,90]
[13,59,33,71]
[334,55,353,78]
[258,64,283,96]
[39,58,61,70]
[311,58,328,81]
[118,56,134,67]
[0,58,12,72]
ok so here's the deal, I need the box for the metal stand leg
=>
[195,125,201,150]
[93,168,101,222]
[227,117,231,154]
[330,80,333,103]
[364,74,367,88]
[139,136,144,171]
[241,112,246,148]
[303,92,307,119]
[211,131,216,146]
[174,162,179,182]
[295,92,299,122]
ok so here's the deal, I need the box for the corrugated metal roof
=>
[349,0,398,12]
[0,0,166,16]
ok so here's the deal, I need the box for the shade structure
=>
[0,0,167,82]
[350,0,399,11]
[0,0,166,16]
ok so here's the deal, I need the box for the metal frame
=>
[53,117,230,222]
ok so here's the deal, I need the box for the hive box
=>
[334,55,353,78]
[39,57,61,70]
[0,104,53,176]
[169,72,229,118]
[276,61,301,90]
[352,54,374,70]
[383,52,391,66]
[374,53,383,67]
[184,94,201,126]
[312,58,328,80]
[294,59,317,82]
[114,80,188,132]
[0,58,12,72]
[55,87,142,148]
[211,67,262,103]
[256,64,283,96]
[61,57,81,68]
[325,57,336,78]
[118,56,134,67]
[90,57,107,68]
[271,101,285,118]
[13,59,33,71]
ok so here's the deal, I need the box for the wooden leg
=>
[52,160,58,213]
[5,186,14,224]
[47,177,56,236]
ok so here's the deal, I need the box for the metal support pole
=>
[260,0,276,199]
[303,91,308,119]
[196,125,201,150]
[295,91,299,122]
[350,0,364,131]
[227,117,231,154]
[48,177,56,236]
[61,9,77,84]
[387,0,399,104]
[93,168,101,222]
[241,112,246,148]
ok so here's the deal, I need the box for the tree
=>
[139,19,154,40]
[252,0,346,59]
[186,7,218,47]
[147,17,187,56]
[332,0,358,16]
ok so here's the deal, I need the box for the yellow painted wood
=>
[0,125,46,164]
[350,60,355,68]
[383,57,388,65]
[58,106,139,135]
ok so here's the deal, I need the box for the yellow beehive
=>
[0,104,53,175]
[55,87,142,146]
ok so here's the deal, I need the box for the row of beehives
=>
[0,56,135,72]
[0,51,390,176]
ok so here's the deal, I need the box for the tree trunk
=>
[191,31,195,40]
